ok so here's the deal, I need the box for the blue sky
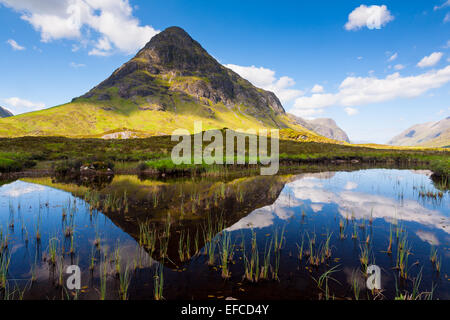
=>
[1,0,449,143]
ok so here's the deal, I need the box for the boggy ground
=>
[0,132,448,184]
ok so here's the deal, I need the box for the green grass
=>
[0,131,448,185]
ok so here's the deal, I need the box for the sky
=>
[1,0,449,144]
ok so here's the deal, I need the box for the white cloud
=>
[291,66,450,115]
[434,0,450,10]
[344,107,359,116]
[394,64,405,70]
[225,64,304,104]
[289,174,449,234]
[311,84,324,93]
[6,39,25,50]
[344,181,358,190]
[388,52,398,62]
[3,97,46,114]
[445,12,450,22]
[417,52,443,68]
[0,181,46,198]
[293,108,325,119]
[0,0,159,56]
[69,62,86,68]
[416,231,439,246]
[345,5,394,31]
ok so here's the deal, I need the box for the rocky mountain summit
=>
[75,26,285,126]
[288,114,350,142]
[0,106,13,118]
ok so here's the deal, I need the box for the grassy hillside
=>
[0,95,338,143]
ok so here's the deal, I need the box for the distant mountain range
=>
[288,115,350,143]
[389,117,450,148]
[0,106,13,118]
[0,26,349,143]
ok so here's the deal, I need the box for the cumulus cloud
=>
[3,97,46,114]
[345,5,394,31]
[225,64,304,104]
[289,174,449,233]
[294,108,325,118]
[0,0,159,56]
[0,181,46,198]
[417,52,443,68]
[6,39,25,50]
[291,66,450,116]
[311,84,324,93]
[344,107,359,116]
[394,64,405,70]
[228,171,449,234]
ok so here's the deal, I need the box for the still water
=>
[0,169,448,300]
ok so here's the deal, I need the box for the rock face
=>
[389,117,450,148]
[0,107,13,118]
[75,26,286,125]
[288,114,350,142]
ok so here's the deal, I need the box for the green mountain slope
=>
[0,27,337,143]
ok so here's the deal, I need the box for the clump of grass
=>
[386,224,393,254]
[119,265,131,300]
[359,244,369,273]
[339,220,345,240]
[395,269,434,300]
[99,250,108,300]
[57,256,64,287]
[429,246,437,264]
[352,223,357,240]
[273,225,286,252]
[0,253,11,289]
[154,263,164,301]
[272,249,281,281]
[219,231,233,279]
[114,245,121,276]
[244,230,260,282]
[261,238,273,280]
[202,214,223,266]
[396,233,410,280]
[351,269,361,300]
[313,265,341,300]
[296,235,304,261]
[139,221,157,256]
[48,238,58,266]
[177,230,191,263]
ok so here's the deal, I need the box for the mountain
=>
[0,107,13,118]
[0,26,333,142]
[389,117,450,148]
[288,114,350,142]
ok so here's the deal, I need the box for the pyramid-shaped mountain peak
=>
[76,26,285,119]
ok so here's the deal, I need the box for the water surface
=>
[0,169,448,300]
